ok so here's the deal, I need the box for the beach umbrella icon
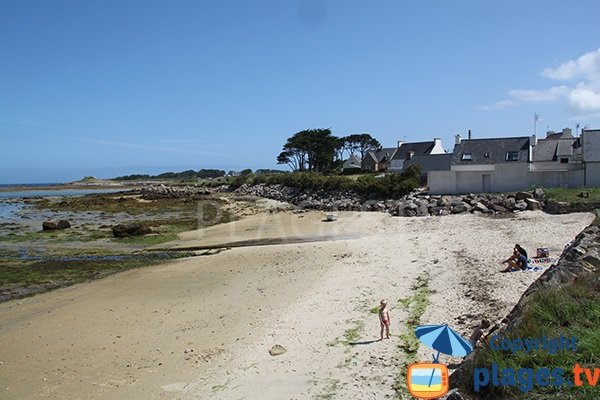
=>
[415,324,473,361]
[415,324,473,387]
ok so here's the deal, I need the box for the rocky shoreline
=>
[130,183,549,216]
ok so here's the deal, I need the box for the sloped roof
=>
[371,147,398,163]
[343,154,362,168]
[404,154,452,173]
[532,138,579,162]
[390,141,436,160]
[451,137,530,165]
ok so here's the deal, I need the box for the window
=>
[483,152,491,158]
[461,153,472,161]
[505,151,519,161]
[560,158,568,164]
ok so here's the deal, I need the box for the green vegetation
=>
[394,273,432,396]
[342,320,365,344]
[228,166,421,198]
[315,378,342,400]
[544,188,600,203]
[0,251,193,288]
[277,129,381,173]
[114,168,226,181]
[459,269,600,399]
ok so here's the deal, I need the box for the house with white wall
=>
[428,135,531,194]
[428,128,600,194]
[583,129,600,187]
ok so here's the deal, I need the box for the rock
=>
[404,208,417,217]
[503,197,516,209]
[524,198,541,210]
[490,204,507,213]
[112,223,152,238]
[533,188,544,199]
[416,204,429,216]
[473,202,489,213]
[42,220,71,231]
[268,344,287,356]
[515,191,533,200]
[452,202,471,214]
[514,201,528,211]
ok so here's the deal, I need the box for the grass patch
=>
[342,320,365,344]
[328,320,366,348]
[544,188,600,204]
[315,378,341,400]
[458,269,600,399]
[393,273,432,397]
[0,251,194,295]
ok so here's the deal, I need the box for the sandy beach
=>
[0,210,593,399]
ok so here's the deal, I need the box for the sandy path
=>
[0,211,593,399]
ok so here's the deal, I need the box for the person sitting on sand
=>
[501,249,528,272]
[379,299,391,340]
[515,244,528,260]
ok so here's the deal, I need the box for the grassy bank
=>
[458,269,600,399]
[544,188,600,203]
[224,166,421,198]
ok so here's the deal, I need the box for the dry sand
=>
[0,210,593,399]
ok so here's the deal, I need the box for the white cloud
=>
[481,48,600,114]
[542,48,600,82]
[508,86,569,102]
[568,83,600,112]
[478,100,515,111]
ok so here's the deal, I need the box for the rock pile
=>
[229,184,546,217]
[128,184,212,200]
[132,183,548,217]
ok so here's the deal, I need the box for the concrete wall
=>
[586,163,600,187]
[428,163,529,194]
[583,130,600,162]
[529,170,584,188]
[428,164,584,194]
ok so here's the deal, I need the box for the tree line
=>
[114,169,227,180]
[276,129,381,172]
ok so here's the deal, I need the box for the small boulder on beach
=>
[112,223,152,238]
[42,219,71,230]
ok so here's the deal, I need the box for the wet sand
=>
[0,210,593,399]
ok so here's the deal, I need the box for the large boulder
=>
[42,219,71,231]
[515,191,533,200]
[514,200,528,211]
[452,202,471,214]
[525,198,541,211]
[112,223,152,238]
[473,202,489,213]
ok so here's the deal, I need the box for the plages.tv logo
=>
[406,324,473,399]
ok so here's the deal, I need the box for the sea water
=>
[0,186,127,220]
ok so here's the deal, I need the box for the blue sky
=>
[1,0,600,183]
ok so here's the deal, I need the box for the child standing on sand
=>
[379,299,391,340]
